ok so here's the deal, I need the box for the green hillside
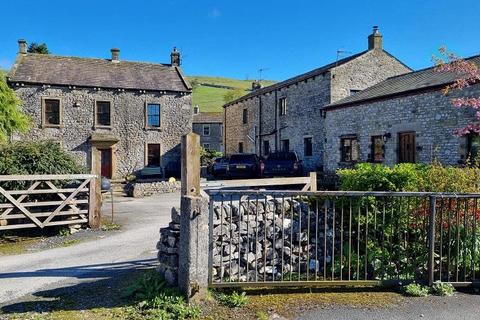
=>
[187,76,276,112]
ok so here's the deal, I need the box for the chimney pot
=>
[111,48,120,62]
[18,39,27,54]
[368,26,383,50]
[171,47,181,66]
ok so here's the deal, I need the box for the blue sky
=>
[1,0,479,81]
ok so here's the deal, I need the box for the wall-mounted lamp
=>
[383,132,392,142]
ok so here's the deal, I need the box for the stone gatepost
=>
[177,133,209,301]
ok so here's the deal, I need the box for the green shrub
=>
[403,283,429,297]
[338,163,480,193]
[200,147,223,166]
[430,282,455,296]
[123,270,201,319]
[217,290,248,308]
[0,141,86,176]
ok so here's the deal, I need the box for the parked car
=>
[262,151,303,177]
[227,154,262,179]
[207,156,229,178]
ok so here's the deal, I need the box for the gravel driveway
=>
[0,191,178,306]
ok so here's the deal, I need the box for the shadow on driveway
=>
[0,258,157,314]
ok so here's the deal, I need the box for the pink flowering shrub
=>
[433,47,480,135]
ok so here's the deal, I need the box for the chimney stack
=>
[171,47,181,66]
[111,48,120,62]
[18,39,27,54]
[368,26,383,50]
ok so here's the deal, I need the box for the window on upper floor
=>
[146,103,161,128]
[371,135,385,163]
[43,98,61,127]
[242,108,248,124]
[304,137,313,157]
[193,105,199,114]
[203,124,210,136]
[96,101,111,127]
[203,143,210,150]
[341,135,359,162]
[279,97,287,116]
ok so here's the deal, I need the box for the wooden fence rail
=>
[0,174,99,231]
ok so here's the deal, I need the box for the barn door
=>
[398,132,416,163]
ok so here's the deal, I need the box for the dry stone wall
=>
[157,207,181,286]
[210,196,335,282]
[126,180,181,197]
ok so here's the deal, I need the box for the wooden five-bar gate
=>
[0,174,99,231]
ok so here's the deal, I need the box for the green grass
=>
[187,75,276,112]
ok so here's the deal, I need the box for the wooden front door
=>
[99,148,112,178]
[398,132,416,163]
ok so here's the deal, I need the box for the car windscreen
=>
[229,155,255,164]
[267,152,297,161]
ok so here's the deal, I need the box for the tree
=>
[27,42,50,54]
[0,74,30,142]
[223,88,246,104]
[434,47,480,135]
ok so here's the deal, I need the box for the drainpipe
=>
[223,107,227,154]
[274,90,278,152]
[258,95,262,157]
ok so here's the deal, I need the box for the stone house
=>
[192,112,223,152]
[323,55,480,172]
[223,27,411,171]
[7,40,192,179]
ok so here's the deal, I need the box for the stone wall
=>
[224,49,411,172]
[12,85,192,179]
[324,84,480,172]
[126,180,181,197]
[157,207,181,286]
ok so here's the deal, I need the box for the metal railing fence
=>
[207,190,480,288]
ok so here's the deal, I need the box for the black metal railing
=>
[207,190,480,288]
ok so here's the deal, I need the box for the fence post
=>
[178,132,209,302]
[89,146,102,229]
[310,171,317,192]
[428,195,437,286]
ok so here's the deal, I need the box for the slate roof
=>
[193,112,223,124]
[325,55,480,109]
[223,50,409,108]
[7,53,191,92]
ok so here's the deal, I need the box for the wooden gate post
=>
[310,171,317,192]
[181,133,200,197]
[89,146,102,228]
[178,132,209,302]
